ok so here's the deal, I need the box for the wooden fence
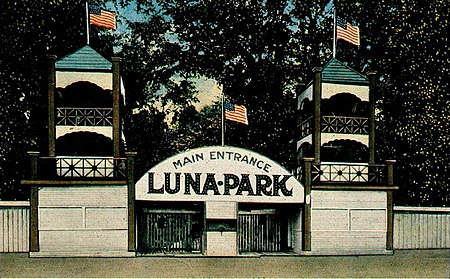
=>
[394,206,450,249]
[1,203,449,253]
[0,201,29,252]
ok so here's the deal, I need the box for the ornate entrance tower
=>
[296,58,375,167]
[22,46,136,257]
[296,59,397,255]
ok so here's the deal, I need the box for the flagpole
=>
[221,91,225,146]
[86,2,90,45]
[332,2,337,58]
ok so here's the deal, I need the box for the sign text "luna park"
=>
[147,172,293,197]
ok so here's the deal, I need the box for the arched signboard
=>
[135,146,304,203]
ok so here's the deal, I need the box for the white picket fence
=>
[0,201,29,252]
[1,202,449,252]
[393,206,450,249]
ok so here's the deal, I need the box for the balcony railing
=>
[298,116,313,139]
[56,107,113,126]
[311,163,386,184]
[321,115,369,134]
[37,156,127,179]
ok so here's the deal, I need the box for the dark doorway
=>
[137,202,204,254]
[238,203,291,253]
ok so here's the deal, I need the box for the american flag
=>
[337,17,360,46]
[89,5,116,29]
[224,102,248,125]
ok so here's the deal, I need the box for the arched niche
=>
[56,131,113,156]
[321,139,368,163]
[298,97,313,122]
[297,142,313,162]
[56,81,113,108]
[321,92,368,117]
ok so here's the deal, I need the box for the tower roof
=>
[55,45,112,72]
[322,58,369,85]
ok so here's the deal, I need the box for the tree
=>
[383,0,450,206]
[118,0,332,169]
[0,0,116,199]
[336,0,450,206]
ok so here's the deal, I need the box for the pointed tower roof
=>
[322,58,369,85]
[55,45,112,72]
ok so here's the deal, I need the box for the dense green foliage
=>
[118,0,334,175]
[383,0,450,206]
[0,0,114,199]
[0,0,448,206]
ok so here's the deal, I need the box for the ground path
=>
[1,250,448,278]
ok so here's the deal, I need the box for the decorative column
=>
[368,71,377,164]
[302,157,314,251]
[126,151,137,251]
[312,67,322,164]
[112,57,121,158]
[28,151,40,252]
[47,55,57,157]
[386,159,396,251]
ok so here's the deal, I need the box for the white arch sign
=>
[135,146,304,203]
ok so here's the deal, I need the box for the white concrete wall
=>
[291,208,303,253]
[35,185,130,257]
[205,201,237,256]
[206,201,237,219]
[3,202,450,255]
[310,190,387,254]
[206,232,237,256]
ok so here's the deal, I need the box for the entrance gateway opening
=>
[137,202,299,255]
[135,146,304,256]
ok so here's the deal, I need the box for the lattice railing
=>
[321,115,368,134]
[298,116,313,138]
[311,163,386,184]
[39,156,127,179]
[56,107,113,126]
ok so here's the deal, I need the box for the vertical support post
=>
[126,151,137,252]
[112,57,121,158]
[28,151,40,252]
[221,92,225,146]
[28,151,40,180]
[386,159,396,251]
[47,55,57,157]
[86,2,90,45]
[302,157,314,251]
[368,71,377,164]
[312,67,322,164]
[332,5,337,58]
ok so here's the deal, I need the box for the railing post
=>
[302,157,314,251]
[367,71,377,164]
[126,151,137,252]
[112,57,121,158]
[47,55,57,157]
[28,151,40,179]
[27,151,40,252]
[385,160,396,251]
[312,67,322,164]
